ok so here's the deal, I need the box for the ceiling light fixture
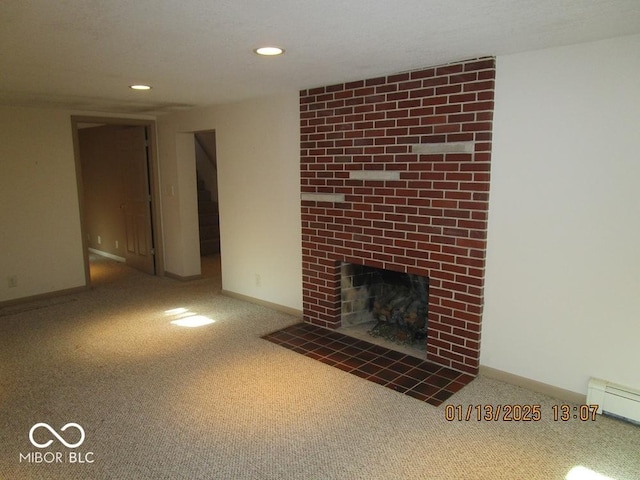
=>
[254,46,284,56]
[129,84,152,90]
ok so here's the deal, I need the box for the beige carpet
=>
[0,255,638,480]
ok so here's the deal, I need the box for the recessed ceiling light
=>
[254,46,284,56]
[129,84,152,90]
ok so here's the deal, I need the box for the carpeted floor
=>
[0,254,639,480]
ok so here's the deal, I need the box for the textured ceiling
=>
[1,0,639,115]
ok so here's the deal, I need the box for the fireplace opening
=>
[340,263,429,355]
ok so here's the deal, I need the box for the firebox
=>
[341,263,428,348]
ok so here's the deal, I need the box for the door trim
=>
[71,116,164,286]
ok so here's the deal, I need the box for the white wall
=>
[482,34,640,395]
[0,106,86,301]
[157,92,302,310]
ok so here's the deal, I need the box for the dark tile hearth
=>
[262,323,474,406]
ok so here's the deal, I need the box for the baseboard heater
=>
[587,378,640,425]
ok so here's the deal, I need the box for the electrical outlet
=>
[7,276,17,288]
[115,240,119,249]
[97,235,102,245]
[255,274,261,287]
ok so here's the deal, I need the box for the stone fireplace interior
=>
[340,262,429,357]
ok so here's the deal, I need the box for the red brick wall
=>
[300,57,495,374]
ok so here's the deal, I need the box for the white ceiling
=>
[2,0,639,115]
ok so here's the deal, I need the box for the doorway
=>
[193,130,221,277]
[72,117,163,286]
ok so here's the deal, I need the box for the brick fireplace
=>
[300,57,495,374]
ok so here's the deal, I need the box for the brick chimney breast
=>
[300,57,495,375]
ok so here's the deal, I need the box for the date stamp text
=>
[444,404,599,422]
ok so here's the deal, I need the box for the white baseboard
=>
[0,286,88,308]
[221,290,303,319]
[89,248,125,263]
[164,271,202,281]
[479,365,586,405]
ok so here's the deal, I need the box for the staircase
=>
[197,175,220,255]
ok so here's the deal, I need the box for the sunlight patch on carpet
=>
[165,308,215,328]
[566,466,617,480]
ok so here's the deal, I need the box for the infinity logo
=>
[29,423,85,449]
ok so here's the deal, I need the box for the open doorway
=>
[193,130,221,280]
[72,116,163,287]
